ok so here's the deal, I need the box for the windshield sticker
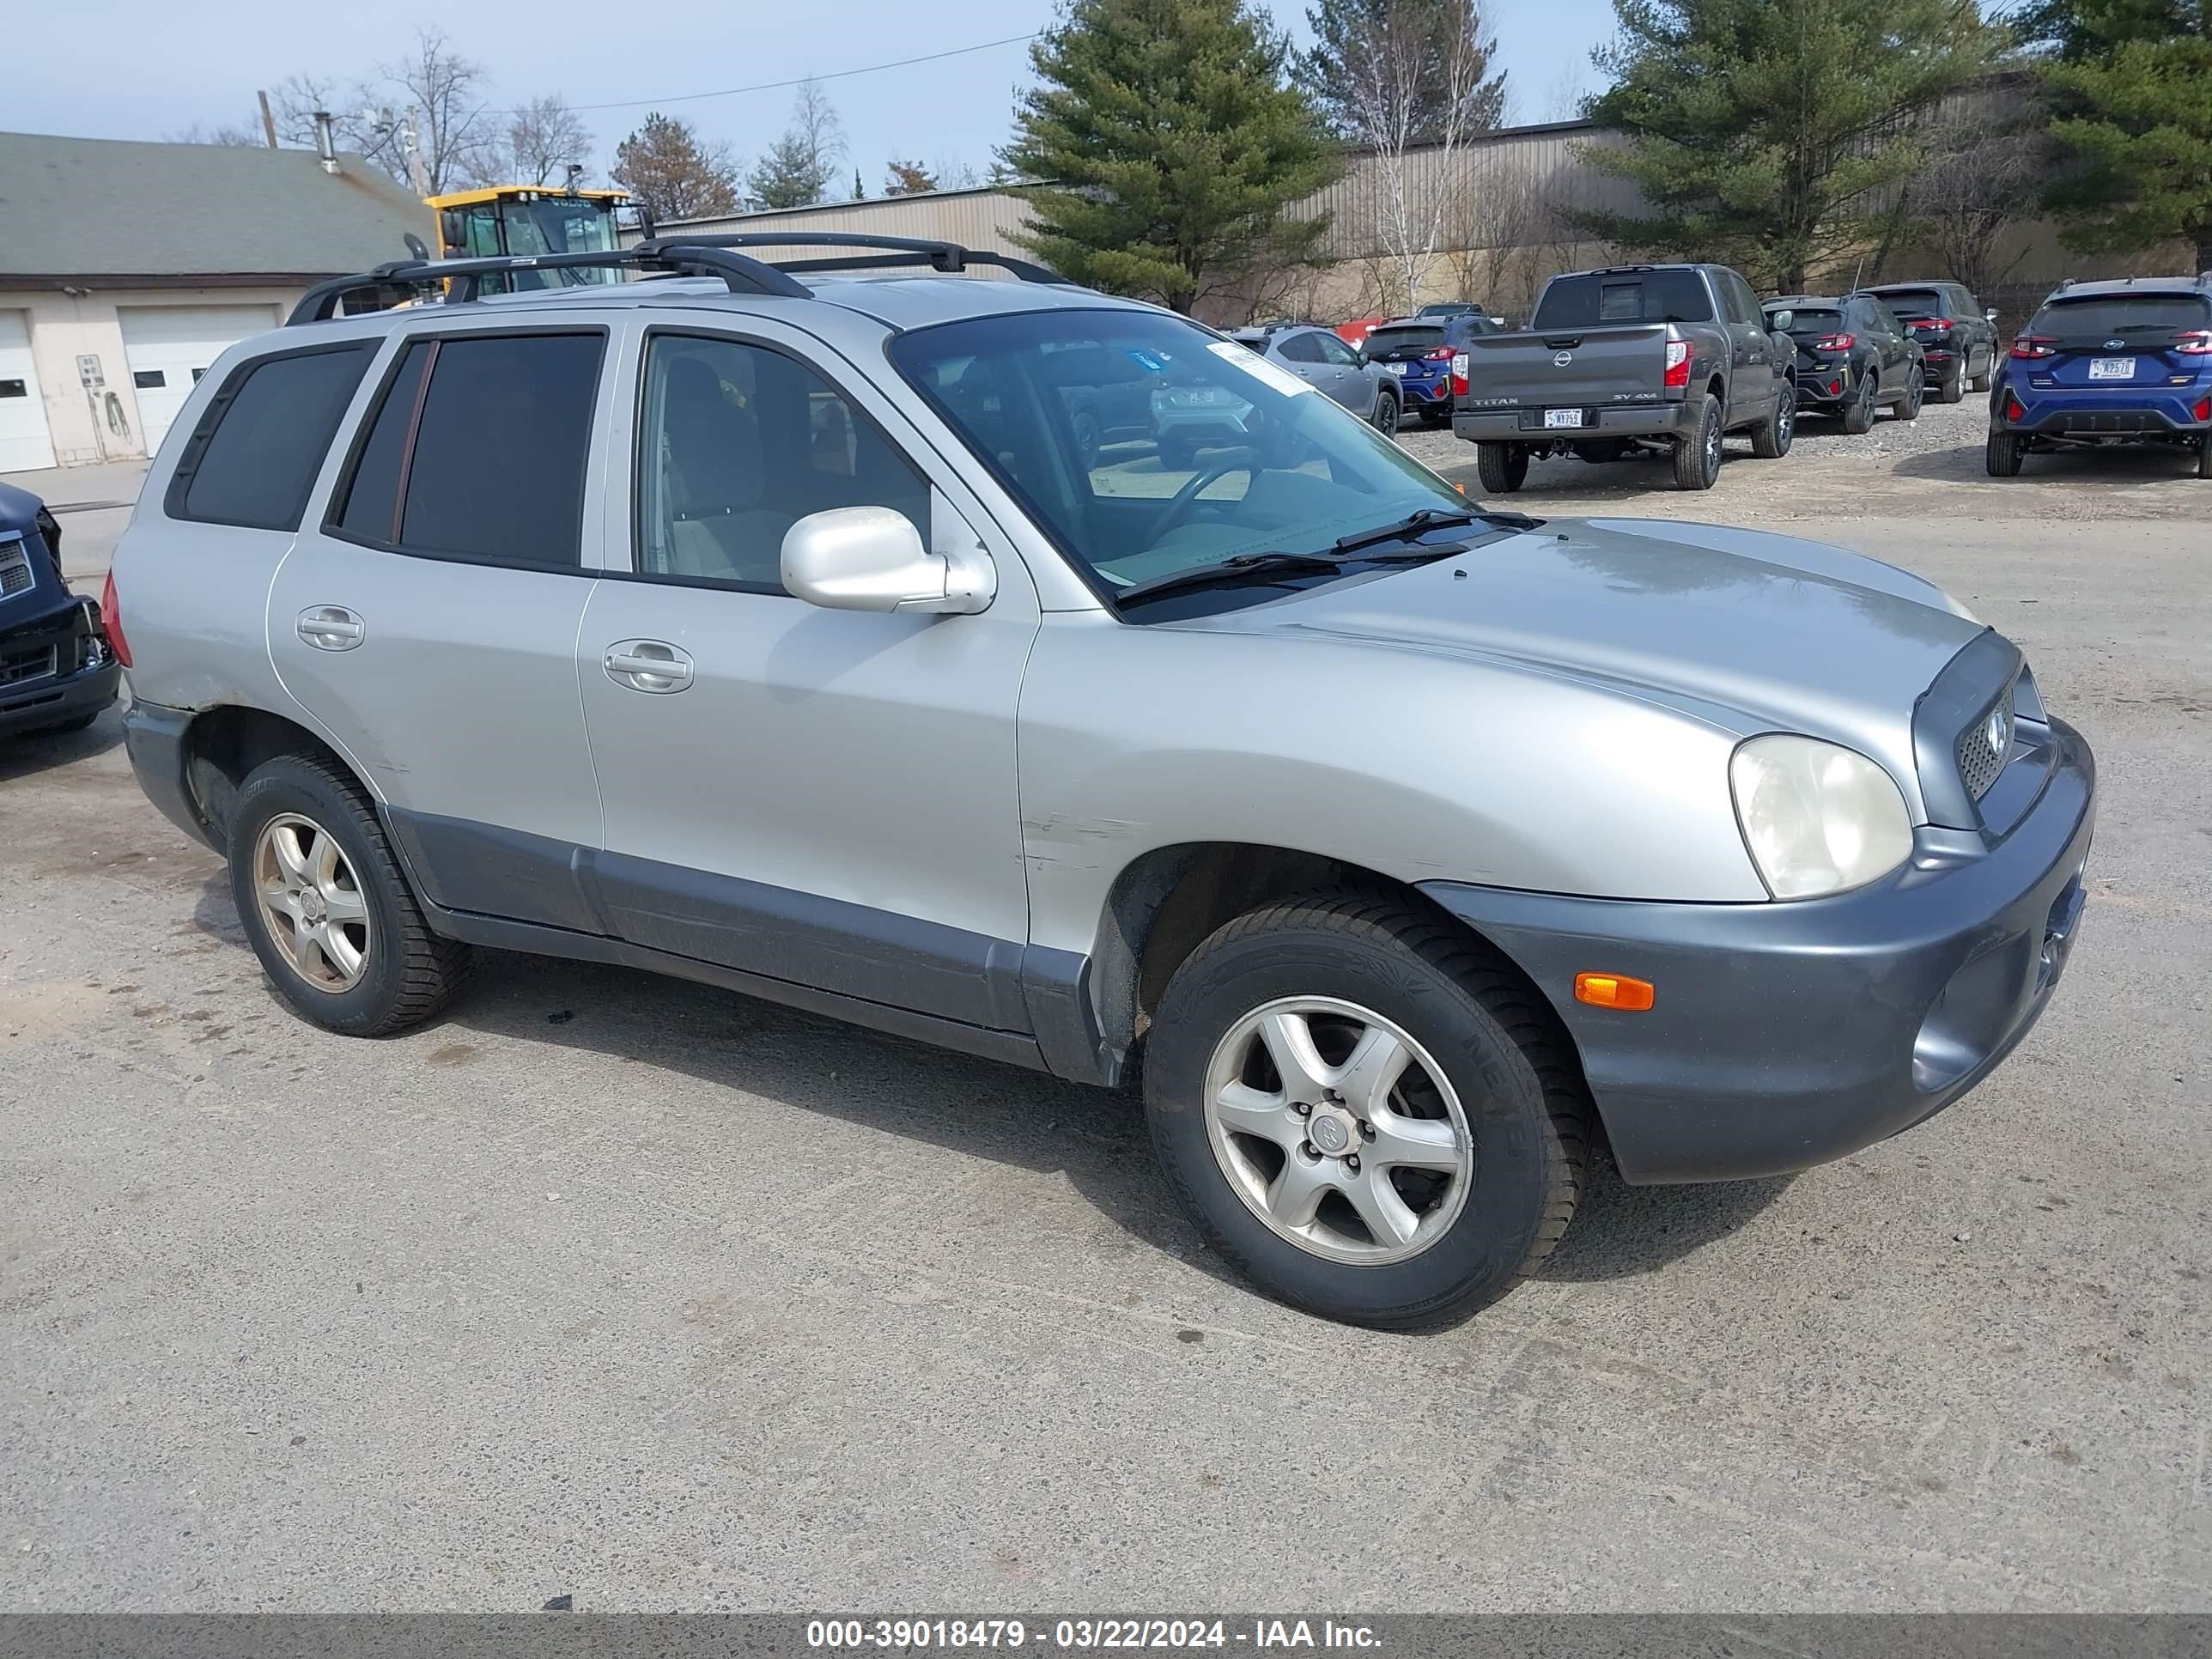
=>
[1125,348,1170,372]
[1207,340,1314,397]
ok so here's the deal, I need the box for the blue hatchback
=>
[1987,276,2212,478]
[1359,312,1503,427]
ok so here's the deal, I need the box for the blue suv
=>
[1987,275,2212,478]
[0,482,120,740]
[1359,311,1503,427]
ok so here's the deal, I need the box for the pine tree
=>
[611,113,739,222]
[749,80,847,210]
[1000,0,1341,313]
[1573,0,2002,291]
[2024,0,2212,271]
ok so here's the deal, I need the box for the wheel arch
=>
[179,703,368,848]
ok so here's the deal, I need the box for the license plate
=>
[1544,408,1585,429]
[1384,362,1406,375]
[2088,357,2136,380]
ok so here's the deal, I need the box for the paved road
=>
[3,428,2208,1611]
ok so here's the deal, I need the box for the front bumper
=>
[1419,718,2095,1183]
[1454,398,1697,444]
[0,599,121,737]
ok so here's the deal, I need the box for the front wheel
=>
[228,753,471,1036]
[1673,393,1723,489]
[1751,383,1795,459]
[1475,441,1528,494]
[1985,429,2024,477]
[1143,893,1590,1329]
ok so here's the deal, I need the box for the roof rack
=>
[286,232,1068,326]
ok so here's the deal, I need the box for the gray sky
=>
[8,0,1613,192]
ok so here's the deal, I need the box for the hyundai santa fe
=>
[110,234,2096,1329]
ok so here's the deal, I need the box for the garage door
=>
[118,305,279,455]
[0,311,56,473]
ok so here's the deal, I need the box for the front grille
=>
[1955,690,2016,801]
[0,539,30,596]
[0,641,58,687]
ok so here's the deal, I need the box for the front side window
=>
[331,331,604,567]
[171,343,374,531]
[890,308,1473,615]
[635,333,930,593]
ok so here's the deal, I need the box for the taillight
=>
[1662,338,1691,389]
[1423,348,1455,362]
[2175,331,2212,356]
[2010,335,2057,360]
[2195,396,2211,422]
[1450,351,1470,398]
[2004,391,2027,422]
[1813,333,1855,353]
[100,568,131,669]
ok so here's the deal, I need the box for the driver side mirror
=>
[781,506,995,615]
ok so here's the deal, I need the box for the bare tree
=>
[1332,0,1508,312]
[166,120,264,147]
[1905,124,2051,300]
[508,94,592,186]
[1440,157,1549,313]
[749,78,847,209]
[269,30,497,193]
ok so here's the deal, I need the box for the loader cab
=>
[429,186,630,295]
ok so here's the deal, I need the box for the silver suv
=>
[112,234,2096,1329]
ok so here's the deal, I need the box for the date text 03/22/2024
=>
[805,1619,1383,1650]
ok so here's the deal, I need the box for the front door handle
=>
[603,639,694,694]
[297,606,365,651]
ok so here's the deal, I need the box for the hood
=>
[1195,516,1990,823]
[0,481,41,538]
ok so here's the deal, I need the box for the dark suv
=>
[1360,313,1503,426]
[0,483,120,741]
[1863,282,2000,404]
[1764,295,1925,433]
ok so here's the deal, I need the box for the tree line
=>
[175,0,2212,308]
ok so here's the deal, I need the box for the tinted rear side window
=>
[1534,270,1715,328]
[331,332,605,567]
[2033,295,2212,337]
[170,344,374,530]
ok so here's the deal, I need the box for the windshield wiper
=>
[1113,545,1463,610]
[1332,506,1538,555]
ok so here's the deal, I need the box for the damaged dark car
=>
[0,482,120,741]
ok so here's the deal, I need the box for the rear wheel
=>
[1985,429,2024,477]
[1751,382,1795,459]
[1842,374,1878,435]
[1938,362,1966,404]
[1158,433,1196,472]
[1672,394,1723,489]
[228,753,471,1036]
[2197,432,2212,480]
[1895,366,1925,422]
[1142,892,1590,1329]
[1072,410,1102,471]
[1372,388,1401,436]
[1969,350,1992,393]
[1475,441,1528,494]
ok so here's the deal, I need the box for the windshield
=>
[1534,270,1715,327]
[2032,295,2212,337]
[889,308,1474,613]
[501,198,623,288]
[1870,288,1945,318]
[1765,306,1844,335]
[1364,325,1448,356]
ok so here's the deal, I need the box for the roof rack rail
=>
[286,244,809,325]
[638,230,1069,286]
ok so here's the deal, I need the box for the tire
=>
[1142,891,1591,1330]
[1842,373,1877,435]
[1372,388,1401,436]
[2197,433,2212,480]
[1419,405,1450,428]
[1475,441,1528,494]
[1969,350,1992,394]
[228,752,471,1037]
[1672,393,1723,489]
[1750,382,1795,459]
[1985,429,2024,477]
[1894,366,1924,422]
[1158,434,1195,472]
[1072,410,1102,471]
[1938,362,1966,404]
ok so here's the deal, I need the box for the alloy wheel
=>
[252,812,373,994]
[1203,996,1473,1264]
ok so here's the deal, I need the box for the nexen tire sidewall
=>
[1146,924,1556,1320]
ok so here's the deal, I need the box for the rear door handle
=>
[296,606,365,651]
[603,639,694,694]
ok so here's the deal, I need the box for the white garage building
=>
[0,131,432,471]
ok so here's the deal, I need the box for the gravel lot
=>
[2,425,2208,1613]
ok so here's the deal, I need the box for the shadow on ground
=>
[0,704,121,784]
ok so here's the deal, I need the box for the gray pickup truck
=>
[1453,264,1797,492]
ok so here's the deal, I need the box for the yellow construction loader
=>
[425,183,632,295]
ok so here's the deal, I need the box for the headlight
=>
[1729,735,1914,899]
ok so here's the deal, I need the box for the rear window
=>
[331,331,605,568]
[168,343,374,530]
[1534,270,1715,328]
[1765,307,1844,335]
[2032,294,2212,337]
[1871,288,1946,319]
[1364,325,1447,356]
